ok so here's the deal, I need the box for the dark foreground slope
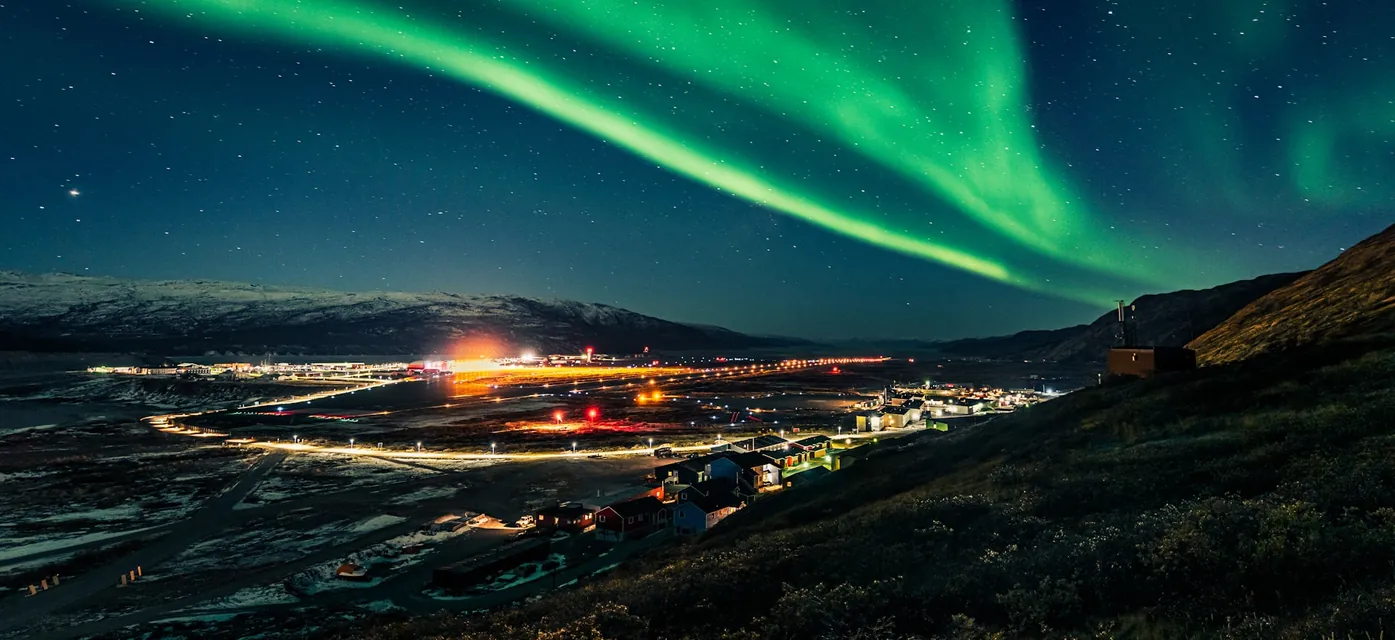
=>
[935,272,1303,363]
[1190,223,1395,366]
[345,337,1395,639]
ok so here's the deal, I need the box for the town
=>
[1,354,1067,638]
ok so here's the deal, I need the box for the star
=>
[68,189,80,197]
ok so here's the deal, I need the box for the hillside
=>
[336,336,1395,639]
[0,272,798,356]
[1190,224,1395,365]
[935,272,1304,362]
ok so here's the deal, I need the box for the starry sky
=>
[2,0,1390,340]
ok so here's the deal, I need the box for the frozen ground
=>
[186,583,299,611]
[238,454,449,507]
[287,526,471,595]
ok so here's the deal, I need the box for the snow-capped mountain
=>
[0,271,798,355]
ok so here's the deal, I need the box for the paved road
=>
[0,524,177,568]
[0,451,287,634]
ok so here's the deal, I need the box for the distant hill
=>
[0,271,803,356]
[1190,223,1395,365]
[935,272,1306,362]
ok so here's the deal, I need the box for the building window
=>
[598,515,606,523]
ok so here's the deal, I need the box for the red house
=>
[595,496,666,542]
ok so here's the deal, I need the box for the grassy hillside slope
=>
[347,337,1395,639]
[1190,224,1395,365]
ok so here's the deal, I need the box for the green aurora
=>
[122,0,1393,303]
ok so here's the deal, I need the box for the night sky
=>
[2,0,1390,340]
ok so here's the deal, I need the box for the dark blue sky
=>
[2,1,1389,339]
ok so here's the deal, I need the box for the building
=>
[707,452,782,489]
[783,465,832,488]
[654,458,707,487]
[1107,347,1197,379]
[595,496,666,542]
[766,445,811,469]
[855,412,883,432]
[880,405,911,429]
[535,502,595,534]
[792,435,832,453]
[671,482,744,535]
[939,398,987,416]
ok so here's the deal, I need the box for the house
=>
[595,496,666,542]
[707,452,781,489]
[783,465,832,488]
[671,488,743,535]
[535,502,595,534]
[654,458,706,486]
[792,435,832,453]
[766,445,810,469]
[830,445,874,471]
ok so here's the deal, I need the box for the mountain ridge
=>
[933,271,1306,362]
[0,271,802,355]
[1189,223,1395,365]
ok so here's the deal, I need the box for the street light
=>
[648,437,654,450]
[491,442,497,456]
[349,438,355,449]
[416,441,422,452]
[572,441,578,453]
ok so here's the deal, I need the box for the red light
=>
[587,408,599,420]
[553,410,564,423]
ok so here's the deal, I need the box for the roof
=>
[721,451,778,469]
[680,489,743,514]
[793,435,831,448]
[882,405,910,415]
[732,435,789,450]
[604,496,664,518]
[538,502,594,518]
[786,466,832,485]
[905,399,925,409]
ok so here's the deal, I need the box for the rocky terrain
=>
[1189,223,1395,365]
[0,272,800,356]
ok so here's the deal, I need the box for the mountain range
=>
[0,271,799,356]
[931,272,1307,362]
